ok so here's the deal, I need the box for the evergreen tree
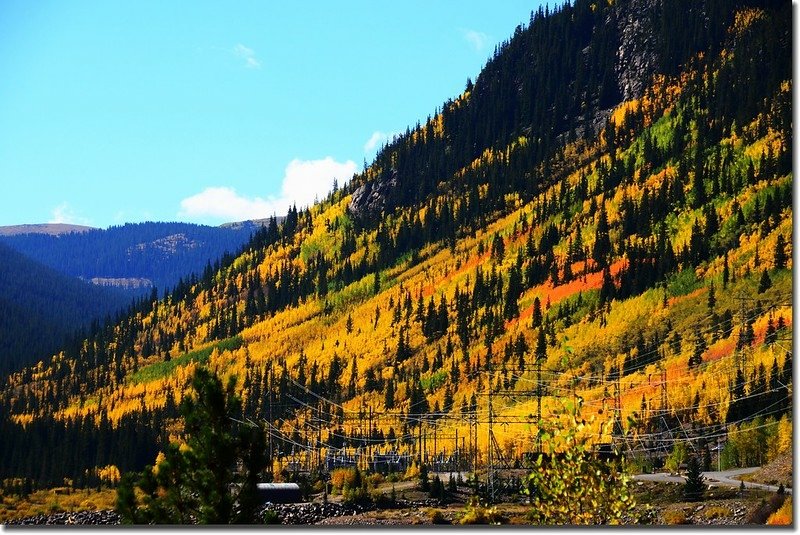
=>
[419,463,430,492]
[683,455,705,502]
[531,297,543,328]
[706,282,716,311]
[722,252,730,289]
[592,202,612,267]
[116,367,268,524]
[757,269,771,294]
[773,234,787,269]
[384,379,395,409]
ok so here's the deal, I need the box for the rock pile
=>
[6,510,121,526]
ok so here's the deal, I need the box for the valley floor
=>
[2,475,791,526]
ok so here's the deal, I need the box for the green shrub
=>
[262,510,280,524]
[703,506,730,520]
[428,509,448,524]
[342,486,371,506]
[460,497,507,525]
[523,400,637,525]
[664,442,687,473]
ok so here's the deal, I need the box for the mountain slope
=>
[0,0,791,490]
[0,242,132,375]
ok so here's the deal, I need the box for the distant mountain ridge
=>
[0,223,96,236]
[0,221,264,294]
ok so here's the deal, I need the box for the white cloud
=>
[462,29,489,52]
[233,43,261,69]
[179,187,274,221]
[280,157,357,207]
[363,130,399,154]
[49,202,91,226]
[178,157,357,223]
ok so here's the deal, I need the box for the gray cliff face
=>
[614,0,660,103]
[348,169,398,221]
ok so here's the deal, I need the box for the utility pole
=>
[433,420,438,470]
[454,427,459,472]
[317,400,323,473]
[613,363,622,438]
[418,417,423,466]
[268,365,274,478]
[487,365,495,502]
[536,352,543,452]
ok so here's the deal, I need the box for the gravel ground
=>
[4,500,445,526]
[5,510,121,526]
[738,452,793,489]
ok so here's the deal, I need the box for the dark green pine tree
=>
[773,234,787,269]
[531,296,543,328]
[690,160,706,208]
[373,271,381,296]
[758,269,772,294]
[592,201,612,267]
[689,329,705,369]
[722,251,730,289]
[491,232,505,261]
[706,282,716,311]
[384,379,395,409]
[116,367,268,524]
[503,264,523,320]
[599,266,615,305]
[683,455,705,502]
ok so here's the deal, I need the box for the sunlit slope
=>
[1,0,791,483]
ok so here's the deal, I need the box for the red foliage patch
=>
[513,260,625,327]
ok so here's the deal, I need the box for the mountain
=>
[0,221,266,295]
[0,0,791,496]
[0,242,132,376]
[220,217,283,232]
[0,224,96,236]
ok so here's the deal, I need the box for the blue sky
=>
[0,1,545,227]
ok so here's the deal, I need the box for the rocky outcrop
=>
[614,0,660,102]
[347,169,398,222]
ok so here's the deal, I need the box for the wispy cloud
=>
[461,28,489,52]
[363,130,400,154]
[178,157,357,223]
[49,202,91,226]
[233,43,261,69]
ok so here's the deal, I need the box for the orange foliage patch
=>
[705,313,792,362]
[422,251,489,297]
[513,259,625,327]
[704,337,736,363]
[667,287,705,307]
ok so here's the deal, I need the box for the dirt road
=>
[633,468,791,494]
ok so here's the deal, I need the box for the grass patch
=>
[128,336,243,384]
[666,268,701,297]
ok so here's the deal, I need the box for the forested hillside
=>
[0,221,259,295]
[0,243,131,376]
[0,0,791,494]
